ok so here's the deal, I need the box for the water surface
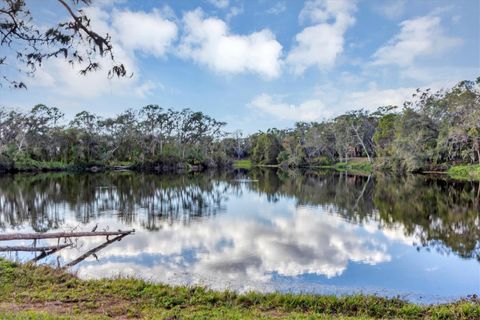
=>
[0,170,478,303]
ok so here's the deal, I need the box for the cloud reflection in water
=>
[66,204,390,291]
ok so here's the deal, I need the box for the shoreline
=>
[1,159,479,182]
[236,160,480,181]
[0,259,478,319]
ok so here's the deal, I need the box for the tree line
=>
[244,78,480,172]
[0,77,478,172]
[0,105,227,171]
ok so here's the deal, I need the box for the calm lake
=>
[0,170,479,303]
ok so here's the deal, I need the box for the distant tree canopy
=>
[248,78,480,172]
[0,105,227,170]
[0,78,479,172]
[0,0,126,88]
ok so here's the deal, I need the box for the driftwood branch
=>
[64,233,130,268]
[30,245,71,263]
[0,230,135,241]
[0,244,72,252]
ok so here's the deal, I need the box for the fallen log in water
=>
[0,244,72,252]
[64,233,130,268]
[0,230,135,241]
[30,244,71,263]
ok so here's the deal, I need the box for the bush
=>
[276,151,290,166]
[0,153,13,171]
[308,156,333,167]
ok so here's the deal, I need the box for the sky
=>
[1,0,479,133]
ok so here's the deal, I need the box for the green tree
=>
[252,132,282,165]
[373,112,399,157]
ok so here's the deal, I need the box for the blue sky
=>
[1,0,479,133]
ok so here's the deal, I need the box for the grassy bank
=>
[235,158,373,174]
[447,164,480,180]
[332,160,373,174]
[5,158,480,182]
[2,159,209,174]
[13,159,70,171]
[0,259,478,319]
[233,159,253,169]
[318,158,373,174]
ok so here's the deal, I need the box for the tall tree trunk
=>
[352,124,372,163]
[472,137,480,164]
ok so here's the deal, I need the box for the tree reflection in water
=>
[0,169,478,261]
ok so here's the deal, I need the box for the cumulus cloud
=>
[298,0,356,25]
[340,86,418,111]
[287,0,357,74]
[112,9,178,57]
[372,15,461,66]
[178,9,283,78]
[249,94,333,122]
[24,5,178,99]
[315,81,446,113]
[25,7,138,98]
[251,82,444,122]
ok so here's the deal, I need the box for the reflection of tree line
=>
[0,170,478,261]
[372,174,480,261]
[250,169,376,218]
[247,169,480,261]
[0,172,231,232]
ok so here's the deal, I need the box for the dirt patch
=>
[0,299,138,319]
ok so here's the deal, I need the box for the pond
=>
[0,170,478,303]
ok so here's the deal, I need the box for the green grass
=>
[108,161,135,167]
[0,259,479,319]
[334,161,373,173]
[319,158,373,174]
[447,164,480,180]
[233,159,253,169]
[14,159,69,171]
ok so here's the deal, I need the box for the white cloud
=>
[249,94,333,122]
[266,2,287,15]
[207,0,229,9]
[28,67,56,88]
[252,82,447,123]
[342,86,417,110]
[24,6,178,99]
[372,15,461,66]
[323,79,466,113]
[313,81,444,114]
[226,5,244,21]
[298,0,356,25]
[287,0,357,74]
[134,80,163,98]
[25,7,139,98]
[112,9,178,57]
[248,86,411,123]
[400,66,478,84]
[375,0,406,20]
[287,24,347,74]
[178,9,283,78]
